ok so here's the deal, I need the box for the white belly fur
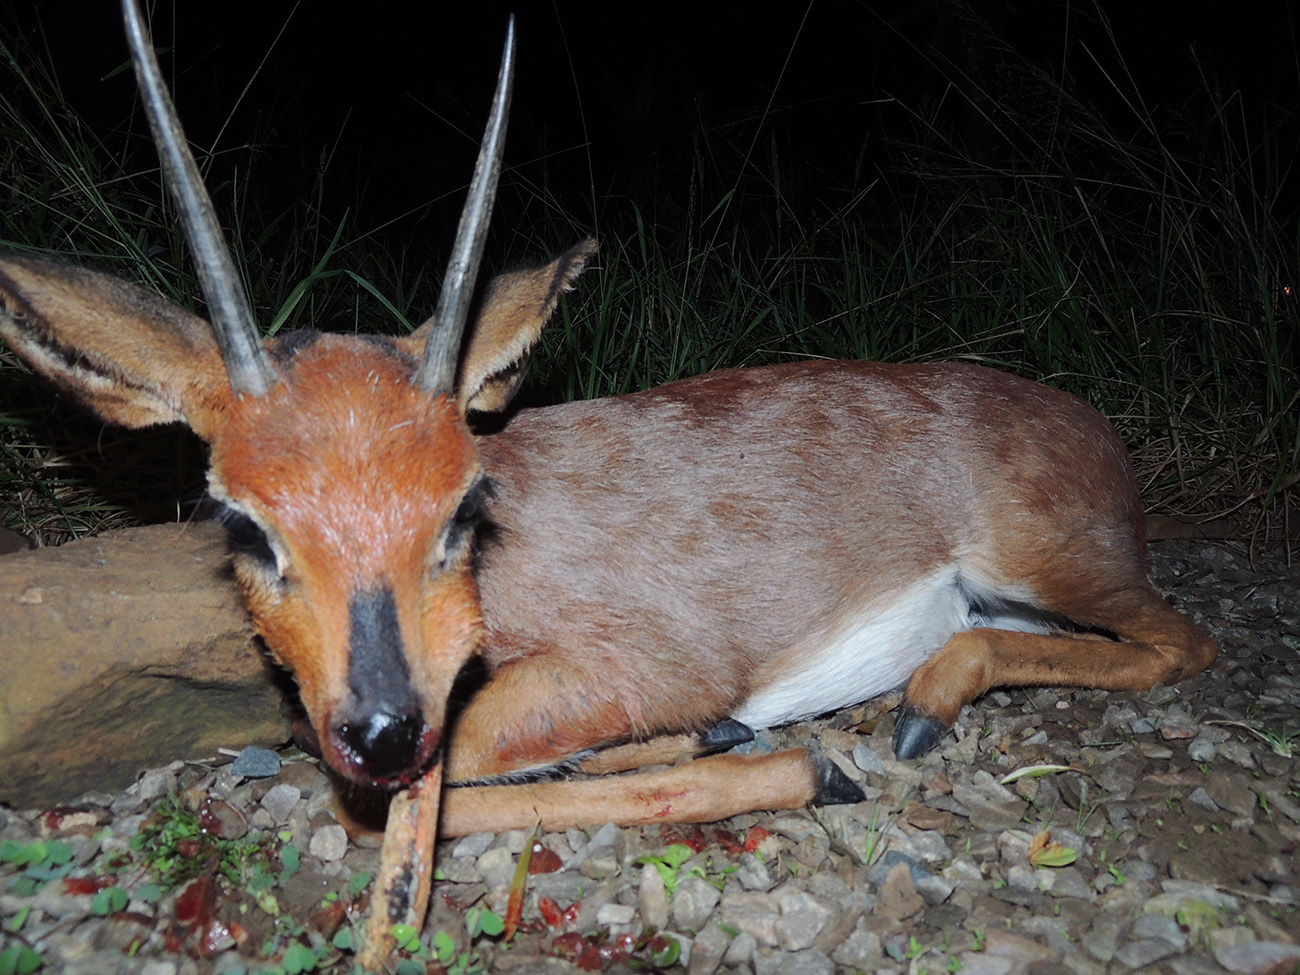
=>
[729,567,1052,730]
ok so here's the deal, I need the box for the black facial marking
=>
[213,501,278,576]
[337,587,426,783]
[347,587,416,707]
[438,476,493,570]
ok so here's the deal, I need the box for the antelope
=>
[1,0,1216,966]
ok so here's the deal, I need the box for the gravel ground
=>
[1,538,1298,975]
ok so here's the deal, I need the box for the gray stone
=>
[1130,912,1188,948]
[688,923,730,975]
[230,745,281,779]
[753,948,834,975]
[1081,912,1128,962]
[476,846,514,889]
[1187,736,1219,763]
[259,783,301,824]
[905,829,951,866]
[724,930,757,967]
[1217,740,1258,768]
[1204,770,1258,818]
[913,871,956,905]
[774,890,833,951]
[674,874,722,931]
[721,890,780,947]
[451,831,495,859]
[595,902,636,927]
[1214,940,1300,975]
[1114,939,1180,969]
[1041,866,1094,900]
[735,852,775,891]
[953,782,1029,830]
[1020,915,1076,953]
[852,741,885,775]
[829,918,883,970]
[952,956,1014,975]
[308,822,348,862]
[585,822,620,850]
[638,862,669,930]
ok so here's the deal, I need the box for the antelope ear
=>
[0,254,233,438]
[403,238,597,414]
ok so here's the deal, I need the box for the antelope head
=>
[0,0,595,788]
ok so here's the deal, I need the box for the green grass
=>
[1,3,1296,546]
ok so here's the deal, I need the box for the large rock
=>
[0,523,291,808]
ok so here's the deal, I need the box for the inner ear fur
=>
[403,238,598,415]
[0,254,232,436]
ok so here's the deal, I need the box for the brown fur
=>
[0,241,1215,831]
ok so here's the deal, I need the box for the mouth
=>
[292,709,442,790]
[331,722,442,790]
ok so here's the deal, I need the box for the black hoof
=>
[699,717,756,754]
[892,706,951,760]
[814,758,867,805]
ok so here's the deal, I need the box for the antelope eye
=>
[215,504,280,578]
[436,477,492,570]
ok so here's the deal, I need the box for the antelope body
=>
[1,0,1217,888]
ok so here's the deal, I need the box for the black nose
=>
[337,586,429,783]
[335,708,428,783]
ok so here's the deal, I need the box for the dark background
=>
[6,1,1296,262]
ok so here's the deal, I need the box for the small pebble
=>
[230,746,281,779]
[309,823,348,862]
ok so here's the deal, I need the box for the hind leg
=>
[894,583,1216,758]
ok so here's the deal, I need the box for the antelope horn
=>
[414,17,516,395]
[121,0,277,397]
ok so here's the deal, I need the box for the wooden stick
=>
[358,763,443,972]
[439,749,819,837]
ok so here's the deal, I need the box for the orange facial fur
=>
[210,335,483,783]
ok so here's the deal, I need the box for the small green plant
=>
[279,943,323,974]
[1075,792,1105,833]
[634,844,694,899]
[1261,727,1298,758]
[651,937,682,967]
[0,945,43,975]
[685,857,738,892]
[278,844,301,884]
[91,887,129,916]
[347,871,372,898]
[465,906,505,938]
[429,928,486,975]
[391,924,421,954]
[1,840,76,901]
[862,799,894,867]
[0,841,71,871]
[131,795,259,888]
